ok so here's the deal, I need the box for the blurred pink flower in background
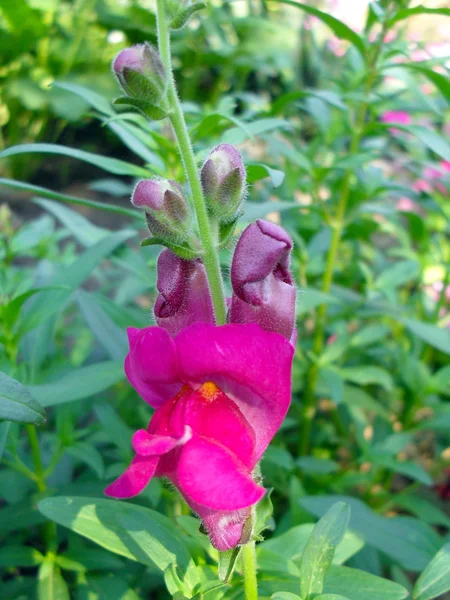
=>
[396,197,421,213]
[381,110,412,135]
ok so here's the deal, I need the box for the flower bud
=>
[229,219,296,342]
[154,249,214,336]
[132,179,190,242]
[201,144,246,223]
[113,43,166,104]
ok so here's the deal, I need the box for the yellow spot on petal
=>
[199,381,220,403]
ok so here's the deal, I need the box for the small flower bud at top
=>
[132,179,190,242]
[113,43,167,103]
[201,144,246,222]
[229,219,296,343]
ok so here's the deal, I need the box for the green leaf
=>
[38,497,193,576]
[259,524,363,571]
[17,230,134,335]
[375,260,419,290]
[140,236,200,260]
[350,324,390,347]
[393,65,450,104]
[413,543,450,600]
[2,286,68,327]
[301,495,439,571]
[398,318,450,355]
[34,198,108,246]
[272,594,302,600]
[299,502,351,598]
[269,0,366,57]
[431,365,450,396]
[77,574,142,600]
[58,549,124,572]
[77,291,128,361]
[170,2,206,29]
[27,361,125,407]
[66,442,105,479]
[380,124,450,161]
[0,422,10,460]
[0,545,44,567]
[317,595,350,600]
[339,366,393,392]
[222,118,290,145]
[94,404,133,458]
[388,6,450,26]
[371,455,432,486]
[38,560,70,600]
[247,164,285,188]
[113,97,170,121]
[0,144,149,177]
[218,546,241,583]
[0,178,138,219]
[324,565,408,600]
[342,385,390,419]
[394,496,450,528]
[297,290,341,315]
[0,372,46,425]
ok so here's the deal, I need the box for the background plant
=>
[1,0,450,599]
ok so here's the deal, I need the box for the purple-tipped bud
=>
[229,219,296,343]
[132,179,190,241]
[113,43,166,103]
[201,144,246,222]
[154,249,214,336]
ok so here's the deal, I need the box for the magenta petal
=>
[124,326,180,408]
[105,456,158,498]
[176,437,265,511]
[175,323,294,460]
[195,506,251,551]
[132,430,179,456]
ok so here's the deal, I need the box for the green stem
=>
[155,0,227,324]
[299,9,393,456]
[242,541,258,600]
[27,425,46,492]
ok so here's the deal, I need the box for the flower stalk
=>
[155,0,227,324]
[242,541,258,600]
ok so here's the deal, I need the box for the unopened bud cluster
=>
[130,143,246,252]
[112,43,168,120]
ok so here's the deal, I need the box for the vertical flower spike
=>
[132,179,190,242]
[230,219,296,342]
[112,43,167,104]
[154,249,214,336]
[201,144,246,223]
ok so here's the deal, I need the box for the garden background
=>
[1,0,450,599]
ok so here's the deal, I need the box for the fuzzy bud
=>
[132,179,190,242]
[229,219,296,343]
[154,249,214,336]
[113,43,167,104]
[201,144,246,223]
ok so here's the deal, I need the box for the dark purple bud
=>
[201,144,246,222]
[229,219,296,342]
[132,179,190,241]
[113,43,166,103]
[154,249,214,336]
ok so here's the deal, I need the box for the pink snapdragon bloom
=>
[380,111,412,135]
[105,322,294,550]
[154,249,214,336]
[229,219,296,343]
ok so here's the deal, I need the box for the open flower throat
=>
[106,380,264,549]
